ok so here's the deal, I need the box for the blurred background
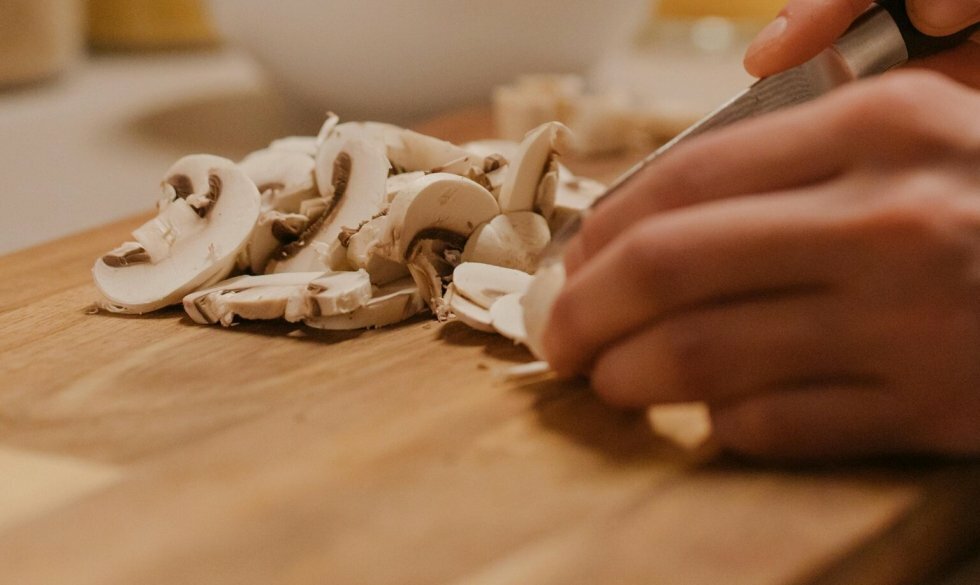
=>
[0,0,784,255]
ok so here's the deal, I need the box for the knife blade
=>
[542,0,979,263]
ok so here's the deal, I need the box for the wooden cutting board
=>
[1,108,978,585]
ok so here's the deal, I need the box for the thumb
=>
[908,0,980,36]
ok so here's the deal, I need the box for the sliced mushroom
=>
[238,149,317,214]
[462,139,519,162]
[498,122,572,220]
[490,292,527,343]
[183,272,325,325]
[551,170,606,234]
[315,112,341,147]
[345,214,409,285]
[271,137,389,273]
[452,262,532,310]
[93,155,261,314]
[269,136,318,157]
[239,211,310,274]
[385,171,427,203]
[521,261,566,360]
[304,278,424,331]
[387,129,487,176]
[406,237,466,314]
[444,284,494,333]
[182,270,372,326]
[461,212,551,274]
[381,173,500,261]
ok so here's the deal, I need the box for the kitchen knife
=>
[543,0,979,262]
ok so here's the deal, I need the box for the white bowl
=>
[209,0,649,123]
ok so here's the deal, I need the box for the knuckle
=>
[836,72,969,153]
[652,319,714,400]
[620,222,684,296]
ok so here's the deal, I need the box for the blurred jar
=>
[0,0,84,86]
[87,0,218,50]
[648,0,785,54]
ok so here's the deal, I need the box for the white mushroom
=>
[444,284,494,333]
[452,262,532,309]
[521,261,566,360]
[182,270,373,326]
[385,171,427,203]
[382,173,500,261]
[271,137,389,273]
[462,212,551,273]
[238,149,317,214]
[462,139,520,162]
[490,293,528,343]
[269,136,318,157]
[378,173,500,310]
[315,112,341,147]
[93,155,261,314]
[498,122,572,220]
[344,214,409,285]
[239,211,310,274]
[551,170,606,234]
[183,271,324,325]
[304,278,424,331]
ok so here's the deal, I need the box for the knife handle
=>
[875,0,979,59]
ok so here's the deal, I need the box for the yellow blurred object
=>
[87,0,218,50]
[0,0,83,86]
[655,0,785,20]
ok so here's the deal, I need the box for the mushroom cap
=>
[94,155,261,314]
[270,136,318,157]
[452,262,533,310]
[461,212,551,274]
[498,122,572,218]
[521,261,566,360]
[383,173,500,261]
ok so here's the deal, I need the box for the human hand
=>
[543,71,980,460]
[744,0,980,88]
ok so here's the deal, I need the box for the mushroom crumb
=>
[91,115,602,357]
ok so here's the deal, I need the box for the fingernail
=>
[746,16,788,60]
[910,0,980,34]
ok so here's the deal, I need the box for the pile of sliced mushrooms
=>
[92,116,603,360]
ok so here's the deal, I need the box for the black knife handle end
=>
[875,0,979,60]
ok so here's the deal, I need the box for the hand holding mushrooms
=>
[544,70,980,461]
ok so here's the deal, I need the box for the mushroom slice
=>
[183,272,325,326]
[521,261,566,360]
[405,237,466,315]
[301,270,374,320]
[463,140,519,162]
[462,212,551,274]
[315,112,341,147]
[269,137,318,157]
[498,122,572,220]
[551,171,606,234]
[314,121,400,192]
[272,137,389,273]
[444,284,494,333]
[387,129,486,176]
[240,211,310,274]
[345,214,409,285]
[93,155,261,314]
[238,149,317,214]
[382,173,500,261]
[304,278,424,331]
[490,293,528,343]
[385,171,427,204]
[452,262,533,310]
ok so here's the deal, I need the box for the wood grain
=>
[0,109,979,585]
